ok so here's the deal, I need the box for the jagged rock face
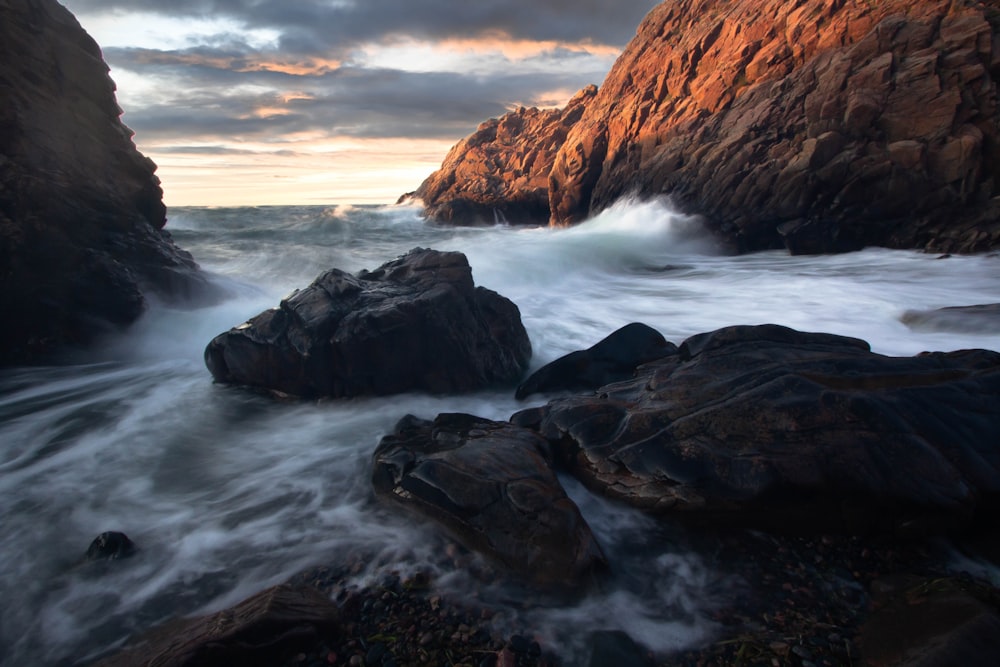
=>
[205,248,532,398]
[372,413,607,587]
[0,0,209,365]
[513,324,1000,535]
[416,86,597,226]
[549,0,1000,253]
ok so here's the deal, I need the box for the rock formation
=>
[0,0,211,365]
[513,324,1000,534]
[418,0,1000,254]
[205,248,531,398]
[372,413,607,587]
[415,85,596,226]
[515,322,676,399]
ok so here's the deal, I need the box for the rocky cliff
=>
[0,0,210,365]
[420,0,1000,254]
[415,85,596,226]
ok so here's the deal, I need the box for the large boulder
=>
[414,86,597,226]
[0,0,212,365]
[372,412,607,587]
[205,248,531,398]
[513,324,1000,534]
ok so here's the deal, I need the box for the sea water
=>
[1,198,998,664]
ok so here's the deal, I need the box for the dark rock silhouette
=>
[372,412,607,587]
[902,303,1000,334]
[205,248,531,398]
[0,0,213,365]
[516,322,677,400]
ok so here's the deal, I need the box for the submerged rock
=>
[205,248,531,398]
[86,531,136,561]
[901,303,1000,334]
[513,324,1000,534]
[372,413,607,587]
[516,322,677,400]
[0,0,214,365]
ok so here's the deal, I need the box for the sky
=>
[59,0,660,207]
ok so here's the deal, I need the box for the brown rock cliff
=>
[0,0,211,364]
[418,0,1000,254]
[416,85,596,225]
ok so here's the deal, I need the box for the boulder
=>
[372,413,607,587]
[513,324,1000,534]
[416,86,597,226]
[93,584,340,667]
[205,248,531,398]
[0,0,213,365]
[516,322,677,400]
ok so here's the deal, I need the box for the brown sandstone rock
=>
[416,85,597,225]
[549,0,1000,253]
[417,0,1000,254]
[0,0,212,365]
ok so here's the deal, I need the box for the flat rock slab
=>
[94,584,340,667]
[205,248,531,398]
[513,324,1000,534]
[372,413,607,587]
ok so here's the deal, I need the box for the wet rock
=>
[513,324,1000,534]
[205,248,531,398]
[587,630,652,667]
[93,584,340,667]
[0,0,215,365]
[515,322,677,400]
[861,576,1000,666]
[901,303,1000,334]
[85,531,136,561]
[372,413,607,587]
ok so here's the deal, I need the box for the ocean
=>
[1,198,998,664]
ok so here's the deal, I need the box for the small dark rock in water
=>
[86,532,136,561]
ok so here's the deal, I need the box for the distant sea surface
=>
[2,199,999,664]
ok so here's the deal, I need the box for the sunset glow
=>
[61,0,659,206]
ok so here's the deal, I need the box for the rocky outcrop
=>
[513,324,1000,534]
[902,302,1000,333]
[0,0,211,365]
[372,413,607,587]
[548,0,1000,253]
[418,0,1000,254]
[415,86,597,226]
[205,248,531,398]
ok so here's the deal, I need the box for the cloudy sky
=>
[59,0,660,206]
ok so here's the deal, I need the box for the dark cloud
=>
[64,0,660,50]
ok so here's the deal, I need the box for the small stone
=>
[349,656,363,667]
[419,632,434,646]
